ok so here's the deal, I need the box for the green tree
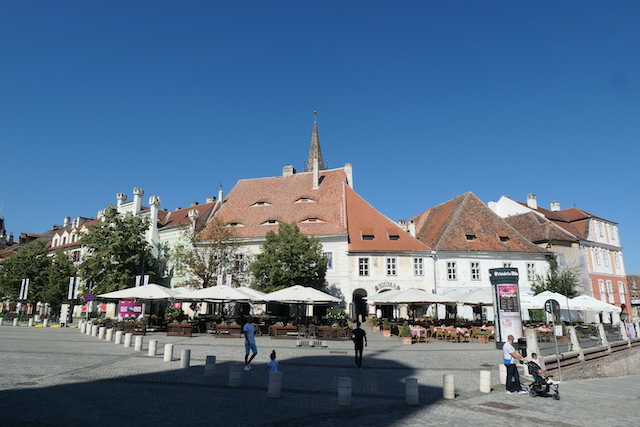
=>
[532,254,580,297]
[249,222,327,293]
[41,249,77,308]
[79,206,162,295]
[0,240,51,302]
[171,217,248,288]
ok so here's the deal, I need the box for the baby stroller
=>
[527,361,560,400]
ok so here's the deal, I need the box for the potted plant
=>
[382,319,391,337]
[399,321,412,345]
[164,306,184,324]
[475,331,490,344]
[371,318,381,332]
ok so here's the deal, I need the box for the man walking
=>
[503,334,528,394]
[351,321,367,368]
[243,316,258,371]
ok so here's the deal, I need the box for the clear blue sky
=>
[2,2,639,272]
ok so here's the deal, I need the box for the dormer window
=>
[251,201,271,207]
[226,223,245,227]
[260,220,279,226]
[388,234,400,241]
[499,236,510,243]
[361,228,375,240]
[295,198,316,203]
[465,234,476,241]
[301,218,324,223]
[362,235,374,240]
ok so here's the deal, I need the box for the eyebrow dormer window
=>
[260,220,279,225]
[226,223,245,227]
[465,234,476,241]
[388,235,400,240]
[295,198,316,203]
[301,218,324,223]
[499,236,510,243]
[251,201,271,207]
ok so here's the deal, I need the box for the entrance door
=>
[352,289,368,323]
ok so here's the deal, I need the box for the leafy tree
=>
[532,254,580,297]
[41,249,77,308]
[249,222,328,293]
[171,217,248,288]
[79,206,162,295]
[0,240,51,302]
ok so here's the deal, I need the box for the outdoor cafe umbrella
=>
[182,285,252,302]
[97,283,183,301]
[376,288,456,304]
[569,295,621,313]
[364,288,404,303]
[265,285,341,304]
[458,288,494,306]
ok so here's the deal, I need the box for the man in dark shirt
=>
[351,321,367,368]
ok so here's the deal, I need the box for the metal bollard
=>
[180,349,191,369]
[268,371,283,398]
[123,332,133,347]
[98,326,106,339]
[499,364,507,385]
[405,377,419,405]
[480,370,492,393]
[148,340,157,357]
[229,363,242,387]
[338,377,352,406]
[114,330,123,345]
[135,336,144,351]
[204,356,216,377]
[105,328,113,342]
[28,318,34,327]
[164,344,174,362]
[13,318,18,327]
[443,374,455,399]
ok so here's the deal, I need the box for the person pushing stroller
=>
[527,352,560,400]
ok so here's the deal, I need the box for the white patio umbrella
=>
[235,287,269,302]
[365,288,404,303]
[459,288,494,306]
[378,288,457,304]
[265,285,341,304]
[439,289,467,303]
[97,283,182,301]
[184,285,252,302]
[569,295,621,312]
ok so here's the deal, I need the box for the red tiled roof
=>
[412,192,548,253]
[504,212,578,244]
[159,202,218,230]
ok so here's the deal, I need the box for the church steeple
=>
[304,111,325,172]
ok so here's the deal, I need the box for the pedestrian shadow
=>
[0,354,445,426]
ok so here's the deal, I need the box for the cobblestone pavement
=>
[1,323,639,426]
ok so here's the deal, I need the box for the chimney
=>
[116,193,127,208]
[218,184,224,203]
[312,157,319,189]
[190,201,199,207]
[206,196,216,204]
[550,200,561,211]
[149,196,161,226]
[8,233,13,244]
[63,216,70,227]
[133,188,144,214]
[527,194,537,210]
[188,209,200,233]
[282,165,295,178]
[344,163,353,188]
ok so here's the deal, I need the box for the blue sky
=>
[2,1,639,272]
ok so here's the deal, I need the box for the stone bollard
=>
[229,363,242,387]
[480,370,492,393]
[123,332,133,347]
[204,356,216,377]
[180,349,191,369]
[148,340,157,357]
[28,318,34,327]
[86,322,93,336]
[0,317,4,326]
[405,377,419,405]
[499,364,506,385]
[135,336,144,351]
[79,321,86,334]
[98,327,106,340]
[338,377,352,406]
[268,371,283,398]
[13,318,18,327]
[43,318,49,328]
[164,344,174,362]
[105,328,114,342]
[91,325,98,337]
[443,374,455,399]
[114,331,123,345]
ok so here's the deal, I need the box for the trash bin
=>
[517,337,527,358]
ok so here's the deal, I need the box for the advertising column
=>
[489,268,523,345]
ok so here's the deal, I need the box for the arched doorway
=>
[352,289,368,323]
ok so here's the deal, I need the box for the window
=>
[260,220,278,225]
[619,281,627,304]
[53,238,58,247]
[386,258,397,275]
[465,234,476,241]
[594,251,601,268]
[604,253,610,270]
[362,234,374,240]
[607,280,614,303]
[388,234,400,241]
[503,262,512,268]
[598,223,604,238]
[323,252,333,270]
[499,236,510,243]
[413,258,424,276]
[359,258,369,276]
[599,280,606,302]
[470,262,481,281]
[446,262,457,280]
[301,218,324,223]
[295,198,315,203]
[251,201,271,207]
[614,253,621,271]
[526,263,536,281]
[62,237,67,245]
[611,227,618,243]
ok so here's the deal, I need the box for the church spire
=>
[304,111,325,172]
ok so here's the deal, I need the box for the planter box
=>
[383,329,391,337]
[216,324,242,338]
[167,323,192,337]
[401,336,412,345]
[372,326,381,332]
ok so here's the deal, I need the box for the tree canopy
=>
[171,217,248,288]
[79,206,162,295]
[0,240,51,302]
[249,222,328,293]
[532,254,581,297]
